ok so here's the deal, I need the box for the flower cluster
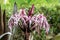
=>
[8,5,50,34]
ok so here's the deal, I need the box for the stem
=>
[25,32,30,40]
[24,28,30,40]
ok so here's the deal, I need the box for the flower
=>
[8,5,50,34]
[31,14,50,34]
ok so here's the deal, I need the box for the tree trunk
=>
[0,5,4,35]
[3,10,8,40]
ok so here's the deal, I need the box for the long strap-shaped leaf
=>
[0,32,12,39]
[13,2,17,14]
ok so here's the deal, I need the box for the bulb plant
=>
[0,2,50,40]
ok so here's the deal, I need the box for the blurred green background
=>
[0,0,60,40]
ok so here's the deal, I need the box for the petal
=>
[28,4,34,17]
[19,9,26,16]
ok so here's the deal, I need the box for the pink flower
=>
[31,14,50,34]
[8,5,50,34]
